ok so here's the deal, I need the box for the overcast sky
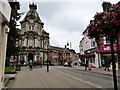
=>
[19,0,119,53]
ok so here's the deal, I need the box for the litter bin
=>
[15,65,21,71]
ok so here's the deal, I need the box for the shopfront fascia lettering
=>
[97,44,117,53]
[103,46,110,51]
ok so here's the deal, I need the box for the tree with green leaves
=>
[6,2,23,66]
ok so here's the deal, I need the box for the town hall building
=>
[17,3,49,64]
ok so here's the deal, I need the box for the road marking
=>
[57,69,102,88]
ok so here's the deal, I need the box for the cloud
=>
[19,0,103,3]
[46,25,83,52]
[37,2,102,33]
[36,2,103,52]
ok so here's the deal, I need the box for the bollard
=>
[88,64,92,71]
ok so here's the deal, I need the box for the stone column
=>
[24,55,27,62]
[0,21,2,87]
[24,55,28,64]
[34,38,36,47]
[24,38,27,47]
[39,39,41,47]
[34,37,35,48]
[1,25,9,88]
[27,37,28,47]
[18,55,21,63]
[34,55,36,61]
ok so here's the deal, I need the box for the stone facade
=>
[17,3,49,64]
[0,0,11,89]
[48,46,74,65]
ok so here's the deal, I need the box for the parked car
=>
[63,61,72,67]
[63,62,68,67]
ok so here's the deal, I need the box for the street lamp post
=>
[40,57,42,68]
[110,36,118,90]
[67,41,72,49]
[46,43,49,72]
[47,49,49,72]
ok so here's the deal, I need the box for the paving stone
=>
[7,66,98,88]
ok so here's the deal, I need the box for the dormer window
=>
[29,24,34,30]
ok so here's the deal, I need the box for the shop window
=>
[91,39,96,47]
[92,58,95,63]
[92,41,96,47]
[90,58,92,63]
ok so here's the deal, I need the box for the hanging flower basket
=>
[87,4,120,42]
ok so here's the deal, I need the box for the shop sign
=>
[103,46,110,51]
[97,44,117,53]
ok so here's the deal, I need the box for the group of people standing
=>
[101,59,111,71]
[84,59,111,71]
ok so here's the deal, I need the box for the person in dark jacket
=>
[85,60,88,70]
[104,59,110,71]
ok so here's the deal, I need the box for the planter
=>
[15,65,21,71]
[5,71,17,74]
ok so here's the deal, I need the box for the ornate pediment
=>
[21,3,43,25]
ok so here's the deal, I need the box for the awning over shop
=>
[84,47,97,53]
[80,54,95,58]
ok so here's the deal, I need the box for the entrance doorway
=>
[28,53,33,62]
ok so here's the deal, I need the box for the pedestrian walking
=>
[28,60,33,71]
[21,57,25,66]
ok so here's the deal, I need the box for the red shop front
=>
[97,44,118,64]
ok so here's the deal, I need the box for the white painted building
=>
[0,0,11,89]
[82,29,92,51]
[79,37,84,55]
[79,29,100,68]
[80,28,119,69]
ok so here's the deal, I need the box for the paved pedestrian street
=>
[7,66,98,89]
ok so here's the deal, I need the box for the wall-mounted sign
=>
[97,44,117,53]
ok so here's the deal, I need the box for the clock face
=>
[30,19,34,23]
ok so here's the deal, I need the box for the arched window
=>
[29,24,34,30]
[32,25,34,30]
[28,38,34,46]
[29,25,32,30]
